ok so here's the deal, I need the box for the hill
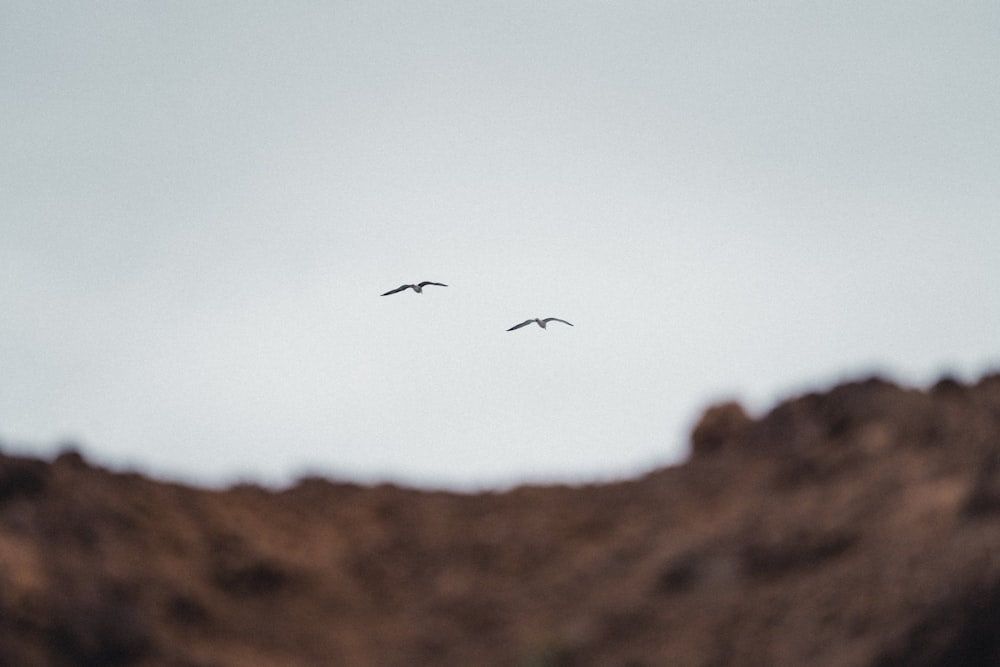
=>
[3,373,1000,666]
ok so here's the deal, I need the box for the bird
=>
[506,317,574,331]
[380,281,448,296]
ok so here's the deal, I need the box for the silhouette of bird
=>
[506,317,574,331]
[380,281,448,296]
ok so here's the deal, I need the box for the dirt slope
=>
[3,372,1000,666]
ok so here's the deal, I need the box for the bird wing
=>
[380,285,410,296]
[544,318,574,326]
[506,320,534,331]
[418,281,448,288]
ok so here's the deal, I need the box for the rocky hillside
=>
[3,373,1000,666]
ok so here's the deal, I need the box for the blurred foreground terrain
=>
[4,373,1000,666]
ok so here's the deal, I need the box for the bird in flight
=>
[380,281,448,296]
[506,317,574,331]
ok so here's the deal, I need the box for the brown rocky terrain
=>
[4,372,1000,666]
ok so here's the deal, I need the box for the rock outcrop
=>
[3,372,1000,666]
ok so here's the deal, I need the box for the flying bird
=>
[506,317,574,331]
[380,281,448,296]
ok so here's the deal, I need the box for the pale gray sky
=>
[3,2,999,489]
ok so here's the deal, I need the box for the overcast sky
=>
[2,2,999,490]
